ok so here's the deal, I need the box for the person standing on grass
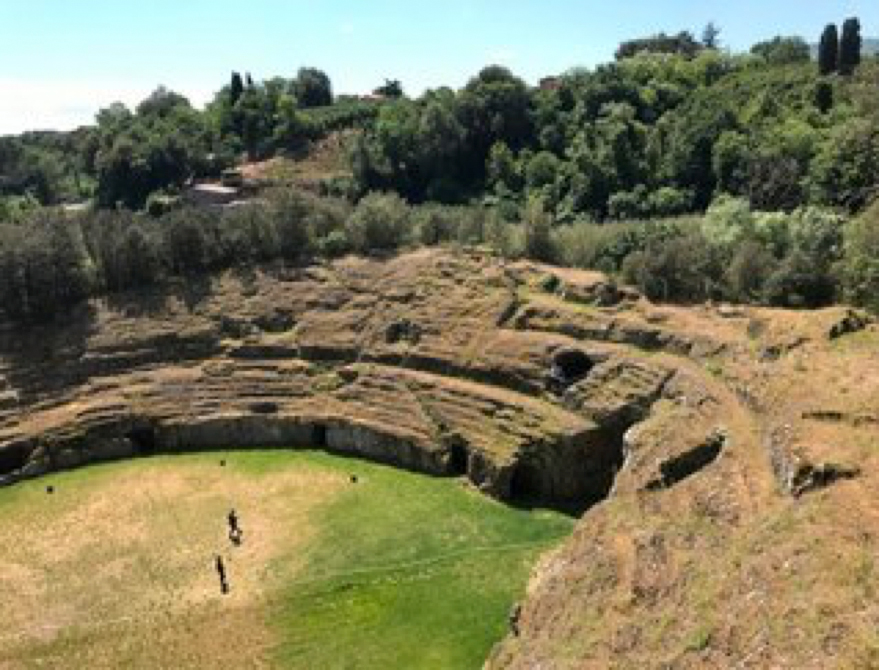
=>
[216,555,229,594]
[228,509,243,545]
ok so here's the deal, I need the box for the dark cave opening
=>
[448,441,469,476]
[547,348,594,394]
[510,462,544,502]
[126,427,157,456]
[312,424,328,448]
[0,442,28,476]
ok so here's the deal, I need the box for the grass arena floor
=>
[0,451,574,669]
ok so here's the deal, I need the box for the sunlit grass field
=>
[0,451,573,669]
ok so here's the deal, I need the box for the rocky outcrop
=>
[1,250,651,508]
[766,424,860,497]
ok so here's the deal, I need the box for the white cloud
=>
[0,77,213,135]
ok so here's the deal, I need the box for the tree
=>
[839,200,879,311]
[136,87,191,119]
[712,131,751,196]
[345,192,410,253]
[616,32,702,60]
[236,86,275,159]
[294,68,333,108]
[751,36,811,65]
[814,80,834,114]
[374,79,404,98]
[230,72,245,106]
[487,142,521,194]
[702,22,721,49]
[522,197,556,263]
[809,119,879,211]
[456,66,533,180]
[273,94,313,151]
[819,24,839,75]
[839,18,862,76]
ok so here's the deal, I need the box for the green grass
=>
[0,450,574,669]
[267,451,574,669]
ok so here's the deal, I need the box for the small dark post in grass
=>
[46,485,54,495]
[220,460,227,468]
[350,474,358,484]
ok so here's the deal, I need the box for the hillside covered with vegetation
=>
[2,18,879,322]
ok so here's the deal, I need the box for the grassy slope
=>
[271,452,574,669]
[0,451,573,669]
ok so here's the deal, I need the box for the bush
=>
[455,207,488,245]
[0,213,97,321]
[838,201,879,311]
[764,250,836,307]
[268,189,315,259]
[702,196,755,249]
[345,192,411,253]
[622,232,721,302]
[305,196,351,249]
[521,199,557,263]
[413,205,458,246]
[319,230,351,258]
[608,186,649,220]
[484,210,521,258]
[219,204,280,264]
[553,217,691,272]
[649,187,694,217]
[725,241,777,302]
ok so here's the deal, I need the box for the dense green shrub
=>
[838,201,879,311]
[345,193,411,253]
[725,241,778,302]
[621,232,721,302]
[764,250,837,307]
[521,199,557,263]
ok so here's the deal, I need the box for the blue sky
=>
[0,0,877,134]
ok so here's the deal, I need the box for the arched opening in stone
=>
[126,427,157,456]
[449,442,469,476]
[312,424,328,448]
[0,442,29,476]
[547,348,594,394]
[510,462,543,502]
[553,348,593,382]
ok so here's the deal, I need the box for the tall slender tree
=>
[819,24,840,75]
[230,72,245,106]
[701,22,721,49]
[839,17,862,76]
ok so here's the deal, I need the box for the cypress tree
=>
[839,17,862,76]
[814,80,834,114]
[230,72,244,106]
[818,24,839,75]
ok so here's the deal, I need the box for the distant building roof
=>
[184,183,241,207]
[190,184,238,196]
[62,202,90,213]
